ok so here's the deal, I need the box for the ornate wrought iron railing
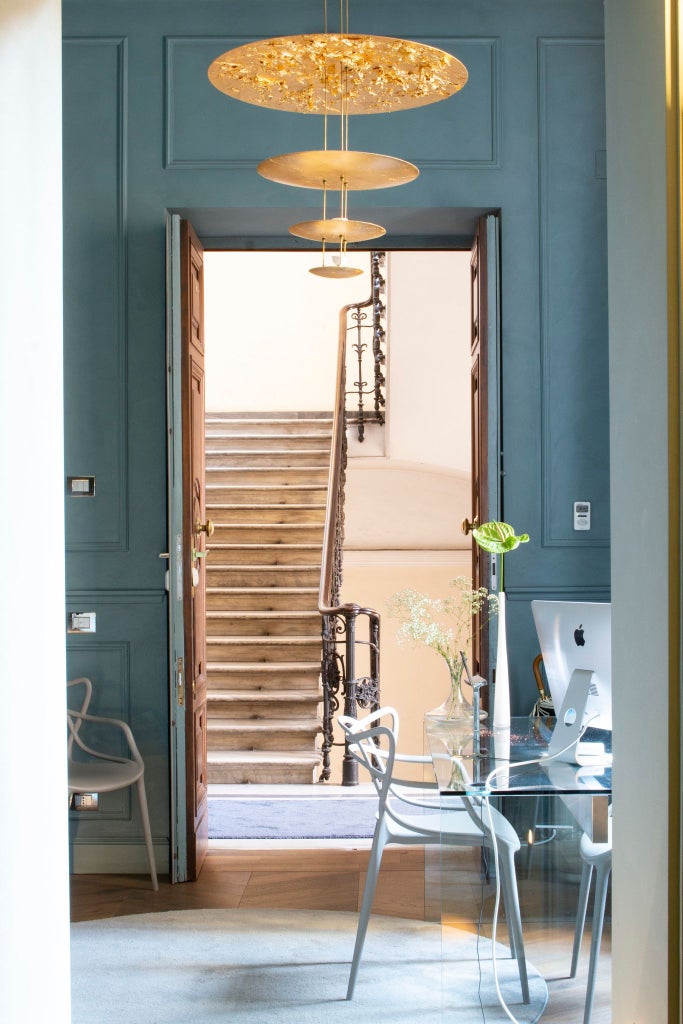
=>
[346,251,387,442]
[318,258,384,784]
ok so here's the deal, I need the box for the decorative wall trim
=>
[64,37,130,553]
[69,841,167,874]
[164,35,500,169]
[66,589,166,604]
[537,36,608,550]
[344,549,471,566]
[504,585,610,601]
[66,639,133,826]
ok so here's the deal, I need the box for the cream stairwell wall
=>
[343,251,473,773]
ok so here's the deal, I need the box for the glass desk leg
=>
[431,794,611,1022]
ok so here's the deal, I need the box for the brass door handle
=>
[194,519,215,537]
[461,516,478,536]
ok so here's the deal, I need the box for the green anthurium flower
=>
[471,521,529,591]
[472,521,530,554]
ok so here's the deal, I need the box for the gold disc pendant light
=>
[258,149,418,191]
[206,3,468,278]
[289,216,385,243]
[295,182,379,277]
[208,33,468,115]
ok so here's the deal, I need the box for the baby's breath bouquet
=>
[387,576,498,721]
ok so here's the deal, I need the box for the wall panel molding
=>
[505,585,610,601]
[66,589,166,604]
[66,639,133,830]
[63,37,129,553]
[165,35,500,169]
[537,36,609,550]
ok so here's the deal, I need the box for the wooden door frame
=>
[165,213,209,882]
[164,218,502,875]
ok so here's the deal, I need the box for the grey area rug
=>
[208,797,380,839]
[70,908,548,1024]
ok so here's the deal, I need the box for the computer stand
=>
[546,668,595,763]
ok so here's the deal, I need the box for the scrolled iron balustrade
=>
[319,253,383,784]
[346,251,387,443]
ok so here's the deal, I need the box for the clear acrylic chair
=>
[570,812,612,1024]
[67,677,158,890]
[339,706,529,1003]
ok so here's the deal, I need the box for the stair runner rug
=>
[208,796,380,840]
[71,908,549,1024]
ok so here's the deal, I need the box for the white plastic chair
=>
[339,707,529,1003]
[570,813,612,1024]
[67,677,158,891]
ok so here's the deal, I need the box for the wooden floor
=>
[70,843,611,1023]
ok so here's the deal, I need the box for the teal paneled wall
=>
[63,0,608,863]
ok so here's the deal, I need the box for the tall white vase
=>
[493,592,511,729]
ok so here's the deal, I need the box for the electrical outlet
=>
[70,792,99,811]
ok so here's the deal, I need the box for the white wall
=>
[0,1,71,1021]
[604,1,670,1019]
[204,250,370,411]
[387,251,472,473]
[344,250,472,550]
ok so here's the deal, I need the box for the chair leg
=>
[136,775,158,891]
[497,846,530,1005]
[347,820,387,1000]
[571,862,593,978]
[582,862,611,1024]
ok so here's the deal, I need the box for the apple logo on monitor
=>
[574,624,585,647]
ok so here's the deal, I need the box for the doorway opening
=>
[200,248,475,842]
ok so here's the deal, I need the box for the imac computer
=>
[531,600,612,763]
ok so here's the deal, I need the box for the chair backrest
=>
[67,677,93,757]
[339,707,400,816]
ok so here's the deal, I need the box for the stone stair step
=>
[205,504,326,525]
[207,543,322,566]
[207,718,321,751]
[210,522,324,545]
[206,466,328,486]
[206,484,328,505]
[207,636,322,663]
[206,448,330,468]
[206,565,320,587]
[207,751,322,785]
[203,411,332,785]
[205,414,332,436]
[206,587,319,611]
[208,689,321,718]
[206,610,321,637]
[205,432,332,451]
[207,663,321,692]
[207,662,321,691]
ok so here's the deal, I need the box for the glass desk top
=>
[425,715,612,798]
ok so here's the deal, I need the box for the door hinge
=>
[177,656,185,707]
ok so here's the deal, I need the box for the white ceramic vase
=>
[493,591,511,729]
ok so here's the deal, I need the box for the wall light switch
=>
[68,612,96,633]
[67,476,95,496]
[573,501,591,531]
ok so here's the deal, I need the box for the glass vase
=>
[425,666,472,722]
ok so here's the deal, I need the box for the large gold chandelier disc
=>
[208,34,468,115]
[258,150,418,190]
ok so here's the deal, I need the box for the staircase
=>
[204,412,332,784]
